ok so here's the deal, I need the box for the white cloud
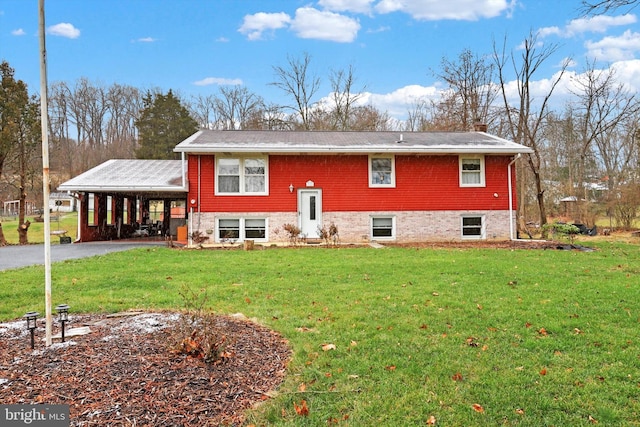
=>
[585,29,640,61]
[374,0,514,21]
[11,28,26,36]
[216,37,229,43]
[539,14,637,38]
[193,77,243,86]
[290,7,360,42]
[610,59,640,92]
[46,23,80,39]
[238,12,291,40]
[135,37,157,43]
[363,84,441,117]
[318,0,374,14]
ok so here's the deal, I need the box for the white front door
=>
[299,189,321,238]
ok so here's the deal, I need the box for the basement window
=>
[371,216,395,240]
[217,217,267,242]
[461,215,485,239]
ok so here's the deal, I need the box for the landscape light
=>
[24,311,39,349]
[55,304,70,342]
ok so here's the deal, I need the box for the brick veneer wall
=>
[191,210,514,244]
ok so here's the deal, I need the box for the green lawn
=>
[0,212,78,244]
[1,242,639,425]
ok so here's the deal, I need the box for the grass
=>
[1,241,640,425]
[0,212,78,244]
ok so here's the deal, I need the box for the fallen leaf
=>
[538,327,548,336]
[588,415,598,424]
[244,297,251,304]
[322,343,336,351]
[432,292,439,296]
[350,340,358,347]
[298,383,306,392]
[294,400,309,417]
[472,403,484,413]
[385,365,396,371]
[574,328,583,334]
[515,408,525,415]
[426,414,437,425]
[525,322,532,328]
[540,367,547,376]
[477,304,483,310]
[452,372,463,381]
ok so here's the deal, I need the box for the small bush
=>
[169,285,232,364]
[543,222,580,243]
[318,222,340,245]
[283,223,302,245]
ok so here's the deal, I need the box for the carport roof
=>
[58,159,186,193]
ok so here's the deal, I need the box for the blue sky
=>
[1,0,639,120]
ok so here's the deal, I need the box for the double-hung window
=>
[371,216,395,240]
[216,156,267,194]
[459,156,485,187]
[217,217,267,242]
[369,155,395,187]
[461,215,485,239]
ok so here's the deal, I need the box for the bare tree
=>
[215,86,264,130]
[270,52,321,130]
[349,105,392,131]
[494,32,570,232]
[244,103,292,130]
[571,63,639,189]
[580,0,638,14]
[433,48,498,131]
[326,64,366,130]
[189,94,218,130]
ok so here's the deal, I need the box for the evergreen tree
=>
[135,90,198,159]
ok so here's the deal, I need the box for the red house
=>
[173,130,532,244]
[58,130,532,244]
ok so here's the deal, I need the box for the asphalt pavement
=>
[0,241,167,271]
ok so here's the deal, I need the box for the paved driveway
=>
[0,241,166,271]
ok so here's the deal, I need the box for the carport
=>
[57,159,188,242]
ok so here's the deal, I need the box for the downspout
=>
[508,154,520,240]
[181,152,186,189]
[73,192,81,243]
[197,155,201,231]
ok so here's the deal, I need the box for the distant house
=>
[49,192,77,213]
[59,130,532,244]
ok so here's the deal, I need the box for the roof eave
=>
[57,185,188,193]
[174,147,534,155]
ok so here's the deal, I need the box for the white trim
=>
[370,215,396,240]
[459,155,486,187]
[461,214,486,240]
[215,154,269,195]
[368,155,396,188]
[215,216,268,243]
[298,189,322,238]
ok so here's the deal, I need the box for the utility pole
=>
[38,0,52,346]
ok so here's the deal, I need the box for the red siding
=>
[187,154,517,213]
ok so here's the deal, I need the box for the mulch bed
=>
[0,312,291,426]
